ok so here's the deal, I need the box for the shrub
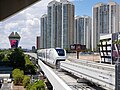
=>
[26,80,45,90]
[12,69,24,85]
[23,75,30,88]
[25,55,36,74]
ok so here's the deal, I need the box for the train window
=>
[56,49,65,56]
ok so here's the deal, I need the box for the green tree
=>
[0,50,12,66]
[30,86,36,90]
[0,53,4,61]
[23,75,30,88]
[12,69,24,85]
[26,83,32,90]
[9,48,25,69]
[30,80,45,90]
[25,64,36,74]
[25,55,36,74]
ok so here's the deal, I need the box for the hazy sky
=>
[0,0,120,49]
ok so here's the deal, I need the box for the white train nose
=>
[37,48,66,68]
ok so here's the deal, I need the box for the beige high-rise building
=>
[46,0,74,49]
[119,6,120,31]
[74,15,92,49]
[47,0,62,48]
[61,0,74,49]
[92,1,120,51]
[40,14,47,49]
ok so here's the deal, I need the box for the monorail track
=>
[60,57,115,90]
[47,62,106,90]
[26,53,115,90]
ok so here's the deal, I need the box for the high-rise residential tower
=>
[74,16,92,49]
[46,0,74,49]
[40,14,47,49]
[61,0,74,49]
[47,0,62,48]
[92,1,120,51]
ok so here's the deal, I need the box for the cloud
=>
[26,19,35,26]
[0,0,52,49]
[4,23,18,30]
[0,0,78,49]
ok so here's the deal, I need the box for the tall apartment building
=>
[46,0,74,49]
[92,1,120,51]
[47,0,62,48]
[36,36,40,49]
[74,16,92,49]
[119,6,120,31]
[61,0,74,49]
[40,14,47,49]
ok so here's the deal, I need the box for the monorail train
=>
[37,48,66,68]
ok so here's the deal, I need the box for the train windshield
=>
[55,49,65,56]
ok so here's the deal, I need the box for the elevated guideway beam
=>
[25,53,72,90]
[60,57,115,90]
[38,60,72,90]
[25,53,116,89]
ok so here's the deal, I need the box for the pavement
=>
[13,85,25,90]
[79,54,100,62]
[0,83,12,90]
[0,82,25,90]
[68,53,100,62]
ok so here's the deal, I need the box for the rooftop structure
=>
[8,32,21,48]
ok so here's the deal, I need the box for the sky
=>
[0,0,120,49]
